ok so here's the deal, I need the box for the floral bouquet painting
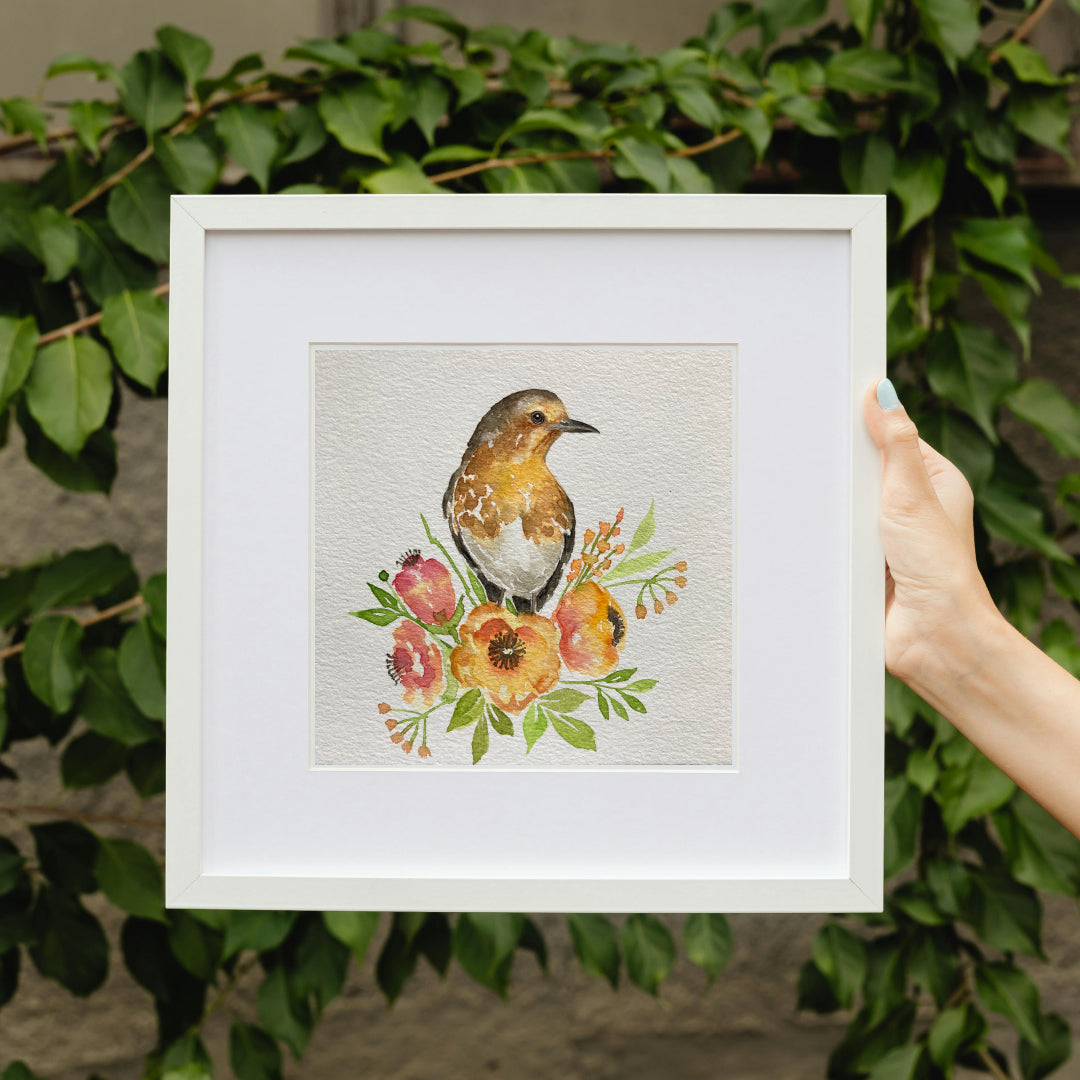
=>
[311,345,733,769]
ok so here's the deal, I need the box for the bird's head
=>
[473,390,599,461]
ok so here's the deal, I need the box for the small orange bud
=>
[597,539,610,553]
[385,718,397,731]
[665,591,678,605]
[570,558,583,574]
[598,521,611,535]
[612,527,621,536]
[654,599,664,614]
[600,559,612,571]
[567,572,575,583]
[583,529,596,546]
[614,543,625,555]
[581,553,597,566]
[636,604,647,620]
[674,561,687,573]
[390,731,404,743]
[402,741,413,754]
[615,508,625,524]
[378,702,391,714]
[418,745,431,759]
[675,576,687,588]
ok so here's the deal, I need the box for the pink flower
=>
[386,621,446,706]
[393,551,456,625]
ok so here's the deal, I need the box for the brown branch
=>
[427,127,744,185]
[66,142,154,216]
[0,805,163,830]
[977,1048,1013,1080]
[0,114,129,157]
[989,0,1058,62]
[0,594,144,662]
[36,282,169,346]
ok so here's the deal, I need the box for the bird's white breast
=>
[462,520,565,600]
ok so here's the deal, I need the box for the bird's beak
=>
[553,418,600,434]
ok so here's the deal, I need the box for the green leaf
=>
[155,26,213,87]
[75,218,157,306]
[363,152,443,194]
[448,686,483,730]
[825,48,909,95]
[1019,1013,1071,1080]
[975,961,1042,1045]
[629,502,656,553]
[914,0,980,68]
[119,50,187,132]
[118,618,166,720]
[812,923,867,1009]
[890,151,946,237]
[323,911,380,965]
[927,323,1017,442]
[1007,88,1072,155]
[993,790,1080,896]
[30,206,80,283]
[100,289,169,389]
[28,885,108,996]
[620,914,675,995]
[21,615,85,712]
[45,52,114,80]
[550,711,597,751]
[0,98,48,151]
[61,731,128,788]
[278,103,327,167]
[127,739,165,797]
[541,687,589,712]
[966,869,1043,958]
[668,78,723,129]
[407,71,450,145]
[229,1021,283,1080]
[683,913,732,983]
[167,910,223,980]
[954,217,1038,290]
[471,713,490,763]
[844,0,884,40]
[603,549,677,582]
[963,145,1008,214]
[348,607,398,626]
[996,41,1072,86]
[866,1045,926,1080]
[318,82,391,162]
[156,132,220,194]
[95,837,165,921]
[222,911,295,959]
[667,155,714,194]
[612,137,670,192]
[523,702,547,753]
[488,704,514,736]
[80,647,159,745]
[31,821,99,893]
[905,744,939,794]
[453,912,524,996]
[30,543,133,613]
[420,144,490,166]
[215,104,282,192]
[937,748,1015,833]
[567,913,620,988]
[68,101,116,159]
[884,776,920,878]
[24,335,113,457]
[256,964,312,1057]
[841,134,896,194]
[1006,380,1080,458]
[0,315,38,412]
[978,483,1069,561]
[906,926,958,1006]
[927,1003,987,1067]
[285,38,369,71]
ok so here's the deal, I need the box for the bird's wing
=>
[443,468,502,605]
[534,505,576,613]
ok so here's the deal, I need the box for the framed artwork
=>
[166,193,885,912]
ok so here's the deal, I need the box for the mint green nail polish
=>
[877,378,900,411]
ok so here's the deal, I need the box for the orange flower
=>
[385,718,397,731]
[553,582,627,677]
[598,521,611,535]
[393,551,456,625]
[581,553,597,566]
[570,558,583,575]
[391,731,405,744]
[613,544,625,555]
[615,508,625,524]
[597,539,610,553]
[450,604,561,714]
[386,621,446,706]
[418,745,432,759]
[402,741,413,754]
[378,702,391,714]
[583,528,596,546]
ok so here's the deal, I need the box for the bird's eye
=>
[530,411,546,425]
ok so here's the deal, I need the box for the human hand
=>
[863,378,1004,691]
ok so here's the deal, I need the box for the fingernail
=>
[876,378,901,411]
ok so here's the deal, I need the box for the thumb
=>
[863,378,936,504]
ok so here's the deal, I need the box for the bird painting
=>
[443,390,599,614]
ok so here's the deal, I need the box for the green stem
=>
[421,512,482,607]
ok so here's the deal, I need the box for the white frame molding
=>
[166,193,885,912]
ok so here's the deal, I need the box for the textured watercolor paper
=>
[310,345,734,769]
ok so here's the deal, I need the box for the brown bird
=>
[442,390,599,614]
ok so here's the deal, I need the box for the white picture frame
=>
[166,193,885,913]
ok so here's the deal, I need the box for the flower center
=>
[608,604,625,648]
[488,630,526,671]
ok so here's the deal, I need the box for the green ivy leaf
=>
[21,615,85,713]
[95,837,165,921]
[323,911,380,965]
[978,483,1069,561]
[612,136,671,192]
[406,71,450,145]
[278,104,327,167]
[215,104,283,192]
[29,206,80,283]
[75,218,157,306]
[108,164,173,262]
[993,790,1080,897]
[927,1003,987,1067]
[363,152,443,194]
[884,776,920,877]
[1007,87,1072,155]
[567,913,620,988]
[811,923,867,1009]
[28,885,109,996]
[61,731,128,788]
[30,543,133,613]
[453,912,524,997]
[256,964,312,1057]
[0,99,48,151]
[975,961,1043,1045]
[0,315,39,413]
[683,913,732,983]
[1005,379,1080,458]
[155,132,221,194]
[285,38,369,72]
[68,101,116,160]
[119,50,187,132]
[24,335,113,457]
[30,821,99,893]
[229,1021,283,1080]
[549,711,597,751]
[966,869,1043,959]
[80,648,159,745]
[318,83,391,162]
[913,0,979,69]
[118,618,166,720]
[937,748,1015,833]
[155,26,213,87]
[101,289,169,389]
[620,914,675,996]
[841,134,896,195]
[1019,1013,1072,1080]
[825,48,909,95]
[222,911,295,959]
[890,151,946,237]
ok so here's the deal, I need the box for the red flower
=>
[554,582,627,677]
[393,552,456,625]
[386,621,446,706]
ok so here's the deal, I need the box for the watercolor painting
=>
[310,345,733,769]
